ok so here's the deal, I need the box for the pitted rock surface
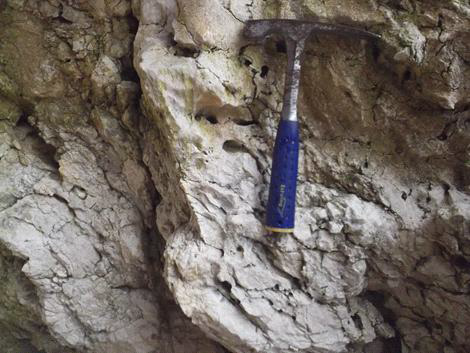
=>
[135,1,470,353]
[0,1,226,352]
[0,0,469,352]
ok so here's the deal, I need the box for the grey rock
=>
[1,0,469,352]
[0,2,228,353]
[117,81,140,112]
[134,0,470,352]
[91,55,122,103]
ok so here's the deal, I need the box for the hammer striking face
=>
[243,19,380,234]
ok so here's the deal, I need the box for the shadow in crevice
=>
[0,243,71,353]
[364,290,403,353]
[14,113,60,170]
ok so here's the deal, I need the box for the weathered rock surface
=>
[0,0,469,352]
[134,0,470,352]
[0,1,226,352]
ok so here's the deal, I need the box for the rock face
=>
[0,1,225,352]
[134,1,470,352]
[0,0,469,353]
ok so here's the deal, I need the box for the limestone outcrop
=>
[0,0,469,352]
[135,1,470,352]
[0,1,225,352]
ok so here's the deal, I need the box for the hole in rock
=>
[195,112,218,124]
[436,120,457,141]
[352,314,363,330]
[16,114,59,169]
[453,256,470,271]
[371,43,381,62]
[223,140,250,154]
[236,245,244,253]
[402,69,412,83]
[442,183,451,194]
[205,115,218,124]
[16,112,30,127]
[221,281,232,292]
[260,65,269,78]
[276,40,287,53]
[175,46,200,58]
[169,38,200,58]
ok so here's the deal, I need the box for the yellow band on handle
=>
[265,226,294,233]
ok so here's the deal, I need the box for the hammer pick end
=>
[243,19,381,44]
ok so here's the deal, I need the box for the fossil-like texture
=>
[1,0,470,352]
[134,0,470,352]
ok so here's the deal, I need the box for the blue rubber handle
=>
[266,120,299,233]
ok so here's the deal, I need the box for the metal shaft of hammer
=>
[282,37,305,123]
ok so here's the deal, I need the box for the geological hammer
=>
[244,19,379,234]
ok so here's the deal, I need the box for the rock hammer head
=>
[244,19,380,44]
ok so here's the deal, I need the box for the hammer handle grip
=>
[266,120,299,233]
